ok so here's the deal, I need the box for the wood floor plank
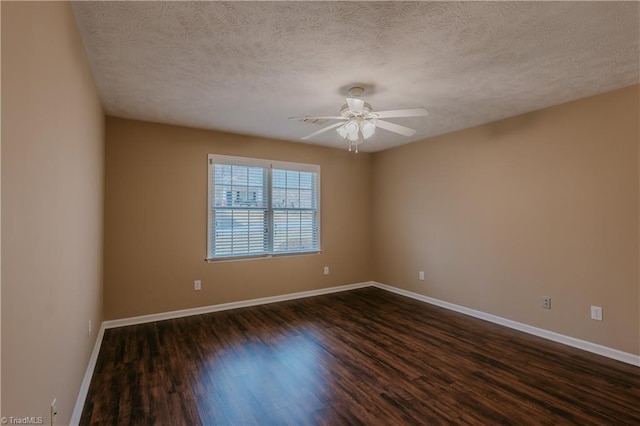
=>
[81,287,640,425]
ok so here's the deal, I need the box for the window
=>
[208,155,320,260]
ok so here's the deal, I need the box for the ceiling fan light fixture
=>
[336,123,358,141]
[346,131,359,142]
[361,120,376,139]
[344,121,359,141]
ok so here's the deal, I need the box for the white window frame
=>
[207,154,321,261]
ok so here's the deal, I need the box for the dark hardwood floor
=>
[81,287,640,425]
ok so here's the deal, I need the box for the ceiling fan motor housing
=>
[340,103,372,118]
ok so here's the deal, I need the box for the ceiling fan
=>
[289,87,429,153]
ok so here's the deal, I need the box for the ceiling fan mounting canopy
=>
[348,86,365,97]
[290,86,429,152]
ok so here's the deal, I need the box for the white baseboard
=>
[103,281,373,329]
[71,279,638,423]
[372,281,640,367]
[70,281,373,423]
[70,322,107,426]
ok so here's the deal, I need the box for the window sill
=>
[205,250,322,263]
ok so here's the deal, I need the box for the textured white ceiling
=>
[71,1,639,152]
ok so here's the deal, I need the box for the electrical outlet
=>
[591,306,603,321]
[542,297,551,309]
[193,280,201,291]
[323,266,329,275]
[419,271,425,281]
[51,398,57,426]
[88,320,92,337]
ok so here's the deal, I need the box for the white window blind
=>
[272,169,318,254]
[208,155,320,260]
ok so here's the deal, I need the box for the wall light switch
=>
[590,306,603,321]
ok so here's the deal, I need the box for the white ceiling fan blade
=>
[301,122,345,140]
[374,107,429,119]
[346,97,365,114]
[376,120,417,137]
[289,116,344,121]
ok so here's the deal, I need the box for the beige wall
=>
[104,117,372,320]
[372,85,639,355]
[1,1,4,417]
[1,2,104,424]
